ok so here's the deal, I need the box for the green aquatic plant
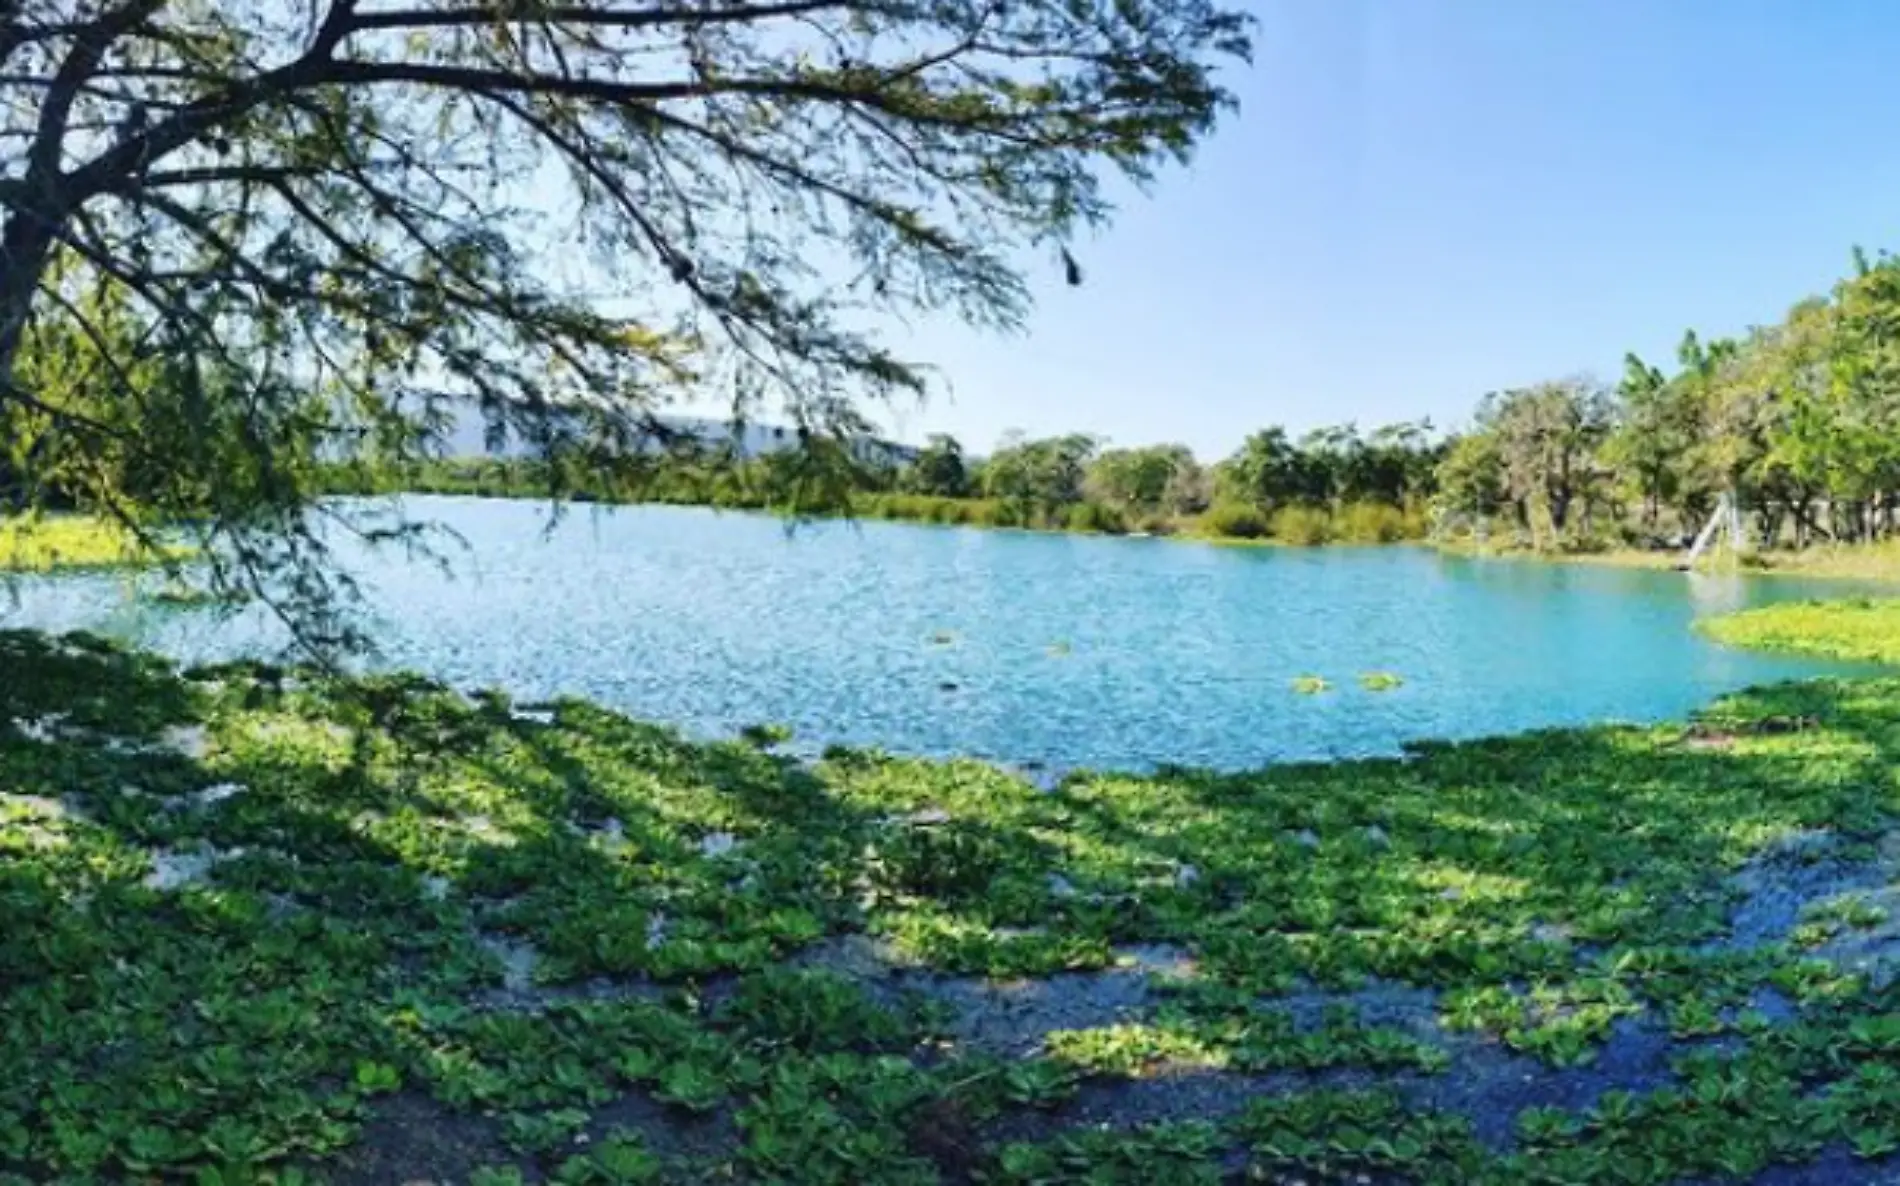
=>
[14,628,1900,1182]
[352,1061,402,1096]
[1044,1024,1225,1076]
[1807,894,1891,930]
[1290,675,1331,694]
[717,968,935,1053]
[1700,598,1900,664]
[738,721,795,748]
[502,1109,590,1156]
[991,1121,1224,1184]
[1230,1091,1482,1181]
[1046,640,1072,657]
[552,1131,662,1185]
[652,1062,727,1113]
[928,630,958,646]
[992,1058,1082,1108]
[1357,671,1404,691]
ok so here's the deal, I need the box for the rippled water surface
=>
[2,496,1886,769]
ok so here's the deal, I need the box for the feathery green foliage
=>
[1,0,1252,648]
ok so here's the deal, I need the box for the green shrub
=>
[1271,505,1333,546]
[1063,502,1127,534]
[1200,502,1271,540]
[1556,531,1615,555]
[956,500,987,524]
[981,501,1022,528]
[1334,503,1414,544]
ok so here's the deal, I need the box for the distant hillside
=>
[437,406,915,465]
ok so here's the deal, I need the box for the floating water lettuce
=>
[1700,597,1900,664]
[3,626,1900,1184]
[739,721,794,748]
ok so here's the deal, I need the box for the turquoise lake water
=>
[2,495,1887,770]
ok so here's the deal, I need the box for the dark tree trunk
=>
[1548,490,1571,533]
[0,211,57,392]
[0,209,61,510]
[1760,504,1785,550]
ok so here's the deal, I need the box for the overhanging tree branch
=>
[0,0,1250,649]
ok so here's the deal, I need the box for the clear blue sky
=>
[875,0,1900,459]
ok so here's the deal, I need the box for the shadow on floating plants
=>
[10,631,1900,1181]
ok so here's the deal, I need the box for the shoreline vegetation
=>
[0,514,181,573]
[1700,598,1900,665]
[328,456,1435,547]
[335,460,1900,580]
[1436,537,1900,583]
[301,245,1900,588]
[19,492,1900,592]
[13,626,1900,1182]
[307,245,1900,580]
[36,240,1900,579]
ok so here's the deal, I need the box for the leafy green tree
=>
[1216,422,1437,514]
[981,431,1099,512]
[1084,443,1196,513]
[1290,424,1359,504]
[1215,427,1301,508]
[1814,258,1900,540]
[904,435,971,499]
[1159,453,1213,515]
[1354,421,1440,506]
[1600,352,1692,534]
[1478,379,1614,538]
[1671,331,1749,529]
[1432,430,1505,524]
[0,0,1250,643]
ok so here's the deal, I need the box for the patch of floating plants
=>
[11,626,1900,1183]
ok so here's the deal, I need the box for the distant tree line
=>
[1437,250,1900,551]
[358,418,1448,543]
[326,248,1900,552]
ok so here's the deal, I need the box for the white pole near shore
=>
[1681,490,1736,570]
